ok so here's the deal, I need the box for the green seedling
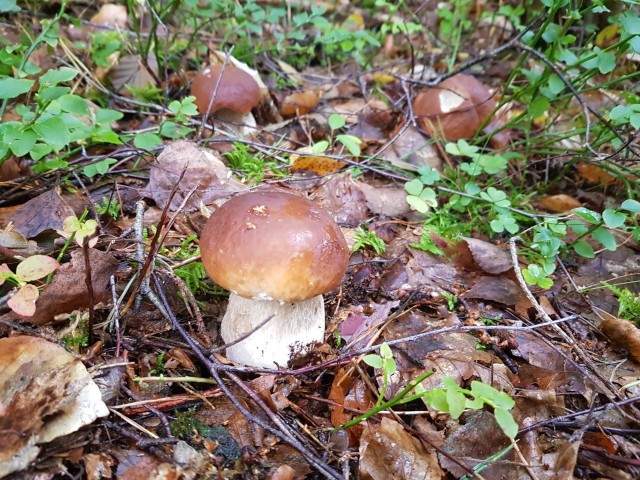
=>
[364,342,396,406]
[59,215,99,248]
[95,197,121,220]
[0,255,60,316]
[312,113,363,157]
[604,283,640,326]
[353,227,386,255]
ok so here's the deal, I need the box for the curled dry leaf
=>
[290,155,346,175]
[460,236,512,274]
[0,336,109,479]
[142,140,245,212]
[279,90,321,117]
[599,309,640,363]
[6,187,75,239]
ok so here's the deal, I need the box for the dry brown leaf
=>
[538,194,582,213]
[463,276,528,305]
[577,162,619,186]
[356,182,412,218]
[290,155,346,175]
[384,125,442,172]
[359,417,443,480]
[109,54,158,94]
[6,187,76,238]
[142,140,245,212]
[280,90,321,117]
[0,336,109,478]
[599,310,640,363]
[90,4,128,27]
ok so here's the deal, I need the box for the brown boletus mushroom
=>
[190,64,261,122]
[413,73,509,148]
[200,191,350,367]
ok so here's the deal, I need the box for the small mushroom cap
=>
[200,191,350,303]
[413,73,497,141]
[191,65,261,115]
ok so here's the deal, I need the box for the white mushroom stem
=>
[220,293,326,368]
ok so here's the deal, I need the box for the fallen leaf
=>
[463,276,528,305]
[460,237,512,274]
[577,162,619,186]
[7,284,39,317]
[90,3,128,27]
[6,187,76,238]
[359,417,443,480]
[110,54,158,94]
[0,336,109,479]
[142,140,245,212]
[357,182,412,217]
[290,155,346,175]
[384,125,442,172]
[599,309,640,363]
[538,194,582,213]
[280,90,321,117]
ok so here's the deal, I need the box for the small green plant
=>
[604,283,640,326]
[313,113,362,157]
[149,352,167,376]
[224,142,286,184]
[415,377,518,439]
[95,197,121,220]
[339,343,518,440]
[363,342,396,406]
[0,255,60,316]
[353,227,386,255]
[441,290,458,311]
[58,214,99,248]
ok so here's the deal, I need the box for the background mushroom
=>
[200,191,350,368]
[190,64,262,129]
[413,73,510,149]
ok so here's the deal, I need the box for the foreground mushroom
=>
[200,191,350,367]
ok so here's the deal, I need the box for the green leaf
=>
[405,179,424,196]
[363,354,383,369]
[134,132,162,150]
[328,113,346,130]
[29,143,53,161]
[95,108,124,123]
[573,207,600,223]
[592,227,617,251]
[40,67,78,86]
[542,22,562,43]
[422,388,449,412]
[620,11,640,35]
[0,77,34,99]
[38,86,70,101]
[33,117,70,150]
[418,166,440,185]
[573,241,595,258]
[406,194,435,214]
[494,407,519,439]
[8,129,37,157]
[446,388,466,419]
[59,94,89,115]
[602,209,626,229]
[621,199,640,214]
[597,49,616,74]
[529,96,549,118]
[311,140,329,153]
[547,74,565,95]
[0,0,21,13]
[336,134,361,156]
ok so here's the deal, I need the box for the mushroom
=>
[190,64,262,125]
[200,191,350,367]
[413,73,510,149]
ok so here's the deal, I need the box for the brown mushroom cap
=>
[191,65,261,115]
[413,73,497,141]
[200,191,349,303]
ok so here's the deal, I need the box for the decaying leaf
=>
[0,336,109,478]
[538,194,582,213]
[142,140,245,212]
[290,155,346,175]
[359,417,443,480]
[280,90,321,117]
[109,54,158,94]
[599,309,640,363]
[460,236,512,274]
[7,284,39,317]
[5,187,76,239]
